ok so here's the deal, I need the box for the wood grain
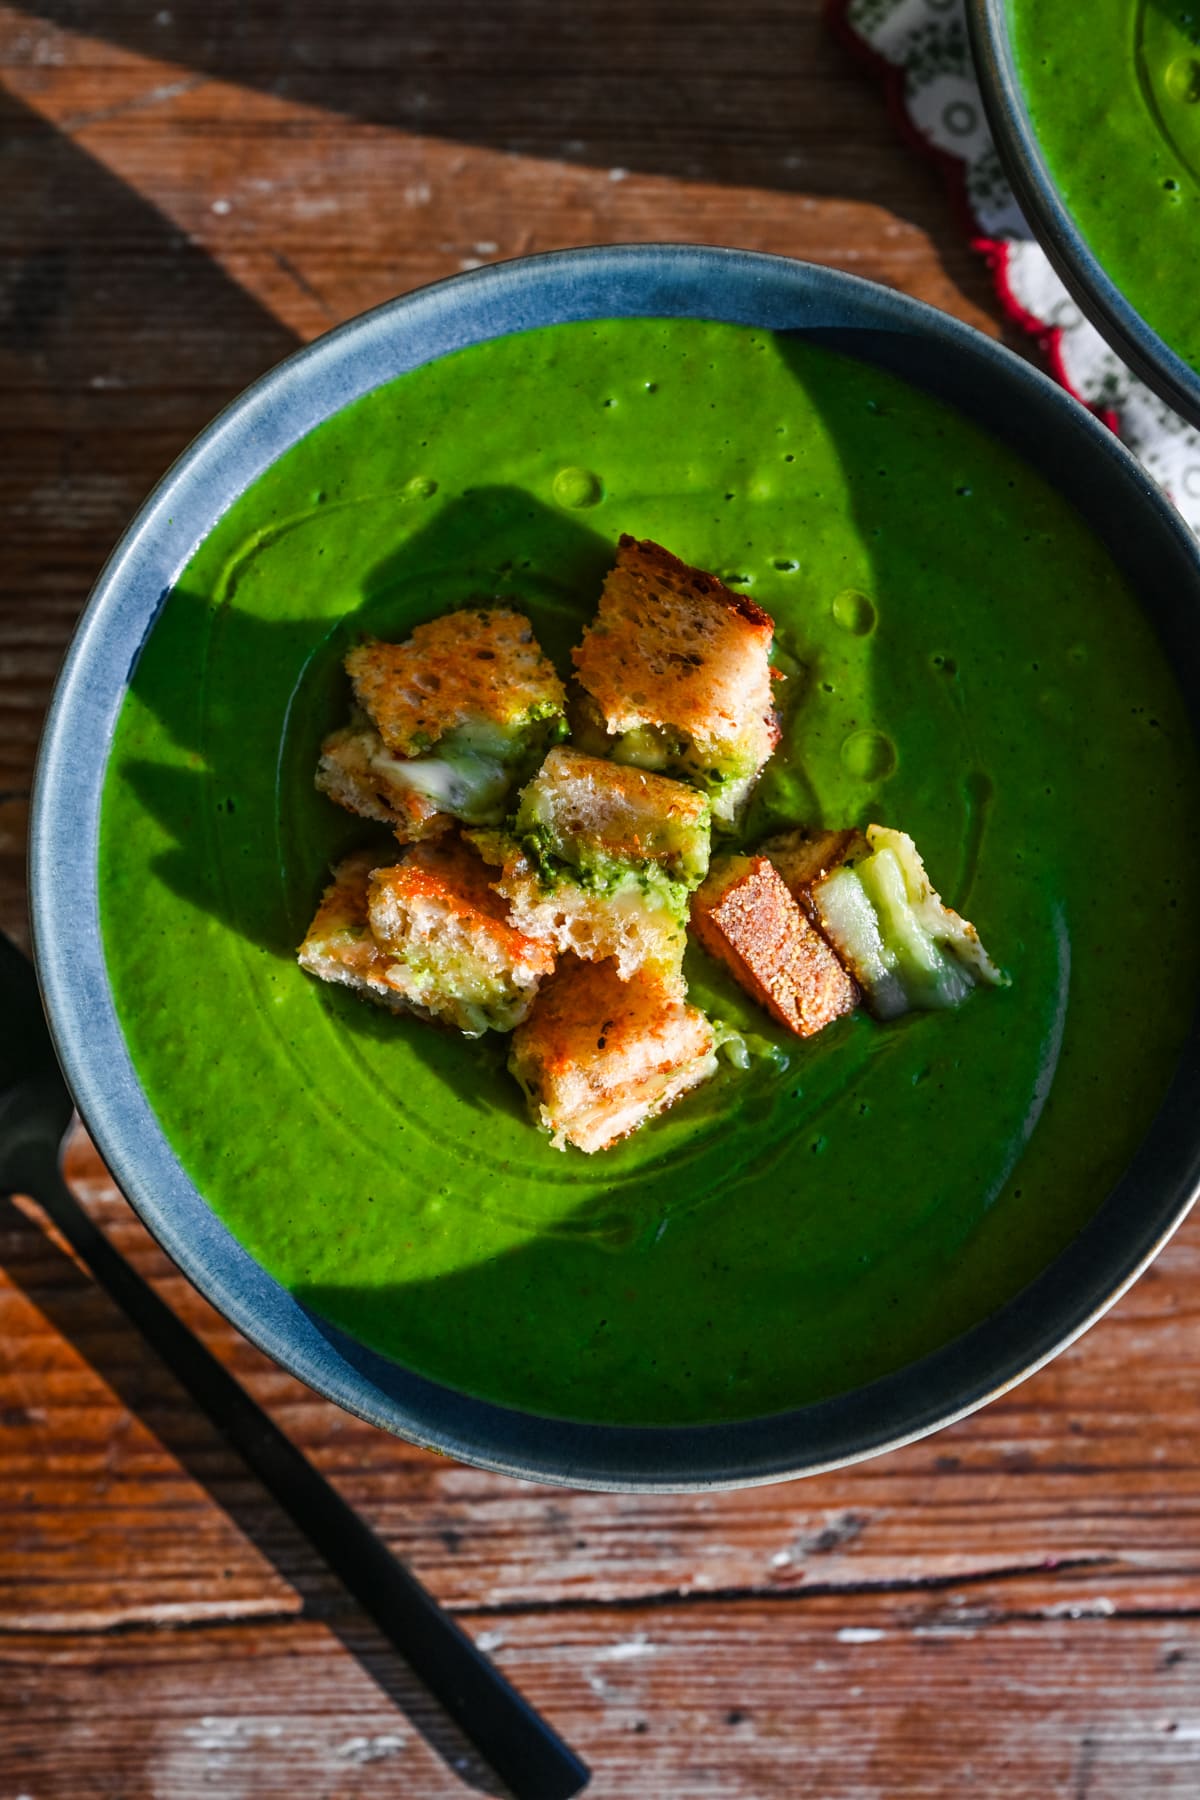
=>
[3,1,1199,1795]
[8,1604,1200,1800]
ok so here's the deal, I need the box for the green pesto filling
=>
[515,827,691,928]
[513,767,711,887]
[611,723,758,812]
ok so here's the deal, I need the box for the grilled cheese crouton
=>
[766,824,1005,1018]
[318,608,567,841]
[348,608,565,755]
[316,717,449,841]
[691,854,858,1039]
[470,749,711,987]
[516,746,711,886]
[299,840,555,1035]
[572,536,780,828]
[509,957,718,1153]
[367,836,555,1035]
[811,826,1005,1018]
[471,829,689,991]
[297,848,409,1010]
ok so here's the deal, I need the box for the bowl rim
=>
[30,241,1200,1491]
[967,0,1200,430]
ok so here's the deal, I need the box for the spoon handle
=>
[25,1155,590,1800]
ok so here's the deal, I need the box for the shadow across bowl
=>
[30,244,1200,1490]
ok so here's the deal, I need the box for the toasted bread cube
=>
[765,823,1006,1019]
[319,608,567,842]
[470,827,689,990]
[572,536,780,828]
[464,746,708,988]
[315,719,450,841]
[810,825,1005,1020]
[366,836,555,1035]
[510,957,718,1153]
[297,848,409,1010]
[761,827,868,916]
[347,607,566,756]
[299,840,555,1035]
[691,854,858,1039]
[515,746,711,886]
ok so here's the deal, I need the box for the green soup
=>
[1009,0,1200,374]
[98,318,1200,1425]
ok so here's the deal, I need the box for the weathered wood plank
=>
[5,1600,1200,1798]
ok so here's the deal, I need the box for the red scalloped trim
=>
[974,237,1119,427]
[824,0,1115,429]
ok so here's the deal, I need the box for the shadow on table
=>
[0,81,297,547]
[19,0,985,254]
[1,1189,513,1798]
[0,80,299,948]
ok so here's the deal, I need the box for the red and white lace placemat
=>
[828,0,1200,532]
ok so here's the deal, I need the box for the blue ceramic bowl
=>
[969,0,1200,430]
[31,245,1200,1490]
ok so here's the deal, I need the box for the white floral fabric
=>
[840,0,1200,531]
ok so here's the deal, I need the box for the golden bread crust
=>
[519,745,710,875]
[470,826,689,990]
[368,837,554,977]
[297,848,407,1006]
[299,838,555,1034]
[346,607,565,755]
[691,854,858,1039]
[315,722,449,840]
[572,535,778,754]
[510,956,717,1153]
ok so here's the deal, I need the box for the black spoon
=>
[0,927,589,1800]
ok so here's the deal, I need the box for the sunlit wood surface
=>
[3,3,1198,1794]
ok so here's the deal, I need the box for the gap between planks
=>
[3,1553,1160,1638]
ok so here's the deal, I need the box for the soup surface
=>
[1009,0,1200,376]
[99,317,1200,1424]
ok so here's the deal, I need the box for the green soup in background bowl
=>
[971,0,1200,427]
[31,246,1200,1489]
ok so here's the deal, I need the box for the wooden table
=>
[3,4,1199,1794]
